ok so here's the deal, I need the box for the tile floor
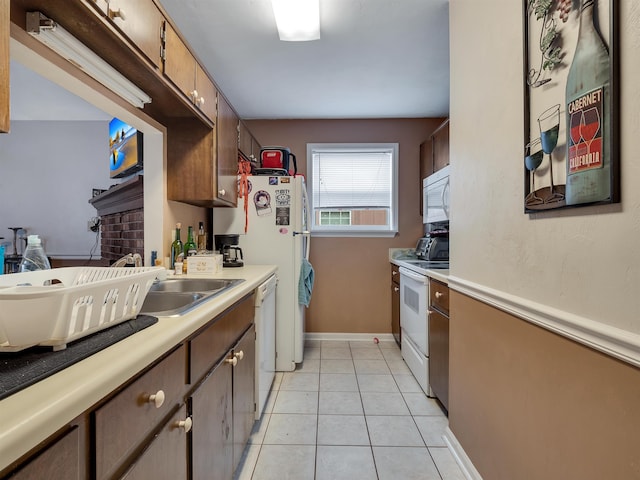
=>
[234,339,465,480]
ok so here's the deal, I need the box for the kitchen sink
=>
[148,278,242,294]
[140,278,244,317]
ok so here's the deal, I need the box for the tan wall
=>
[450,291,640,479]
[246,118,443,333]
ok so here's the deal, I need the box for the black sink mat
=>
[0,315,158,401]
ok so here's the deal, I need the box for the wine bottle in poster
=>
[565,0,610,206]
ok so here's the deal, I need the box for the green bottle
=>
[170,223,183,269]
[184,226,198,258]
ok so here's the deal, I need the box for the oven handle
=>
[398,266,428,284]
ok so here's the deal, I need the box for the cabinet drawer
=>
[119,405,189,480]
[391,264,400,285]
[429,279,449,315]
[190,294,255,384]
[94,345,187,480]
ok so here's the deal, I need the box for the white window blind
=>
[307,143,398,237]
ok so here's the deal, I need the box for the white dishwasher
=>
[255,274,277,419]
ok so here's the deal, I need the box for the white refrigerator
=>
[214,175,310,372]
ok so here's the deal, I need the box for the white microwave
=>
[423,165,450,224]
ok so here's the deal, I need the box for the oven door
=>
[399,267,429,355]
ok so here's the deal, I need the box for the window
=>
[307,143,398,237]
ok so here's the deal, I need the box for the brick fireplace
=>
[89,175,144,265]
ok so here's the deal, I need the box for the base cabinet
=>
[232,325,256,471]
[120,405,189,480]
[3,420,87,480]
[428,279,450,411]
[191,360,233,480]
[0,294,257,480]
[191,323,256,480]
[391,264,400,346]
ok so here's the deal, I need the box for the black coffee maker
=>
[214,234,244,268]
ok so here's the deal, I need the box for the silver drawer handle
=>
[435,292,444,299]
[234,350,244,361]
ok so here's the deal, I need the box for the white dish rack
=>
[0,266,163,352]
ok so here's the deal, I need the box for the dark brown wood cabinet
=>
[2,293,257,480]
[391,264,400,346]
[166,94,238,207]
[3,420,87,480]
[432,119,450,173]
[191,353,234,480]
[419,119,449,214]
[195,62,218,123]
[94,345,187,480]
[232,325,256,471]
[419,119,450,178]
[1,0,9,133]
[216,94,239,206]
[428,279,449,412]
[162,21,217,123]
[119,405,189,480]
[105,0,164,68]
[238,121,261,163]
[190,295,255,480]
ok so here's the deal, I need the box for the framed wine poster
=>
[523,0,619,212]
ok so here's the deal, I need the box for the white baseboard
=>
[444,427,482,480]
[305,332,396,344]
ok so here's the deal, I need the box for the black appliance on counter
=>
[214,234,244,268]
[415,230,449,262]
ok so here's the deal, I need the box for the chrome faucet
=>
[111,253,142,267]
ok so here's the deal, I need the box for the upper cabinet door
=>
[0,0,9,133]
[195,63,217,123]
[432,119,450,173]
[106,0,164,68]
[163,22,197,102]
[216,94,239,206]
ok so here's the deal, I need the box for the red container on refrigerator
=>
[259,147,297,175]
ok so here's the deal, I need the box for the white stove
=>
[393,253,448,398]
[394,258,449,275]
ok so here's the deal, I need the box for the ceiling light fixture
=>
[25,12,151,108]
[271,0,320,42]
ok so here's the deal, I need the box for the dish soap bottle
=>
[19,235,51,272]
[170,223,183,270]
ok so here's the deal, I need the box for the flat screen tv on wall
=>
[109,117,143,179]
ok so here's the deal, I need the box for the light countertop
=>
[389,248,449,284]
[0,265,277,472]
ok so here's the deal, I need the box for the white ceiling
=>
[10,0,450,121]
[158,0,450,119]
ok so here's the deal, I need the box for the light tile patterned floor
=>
[234,339,465,480]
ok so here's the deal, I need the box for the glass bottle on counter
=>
[197,221,207,252]
[565,0,610,205]
[170,223,183,269]
[184,226,198,258]
[19,235,51,272]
